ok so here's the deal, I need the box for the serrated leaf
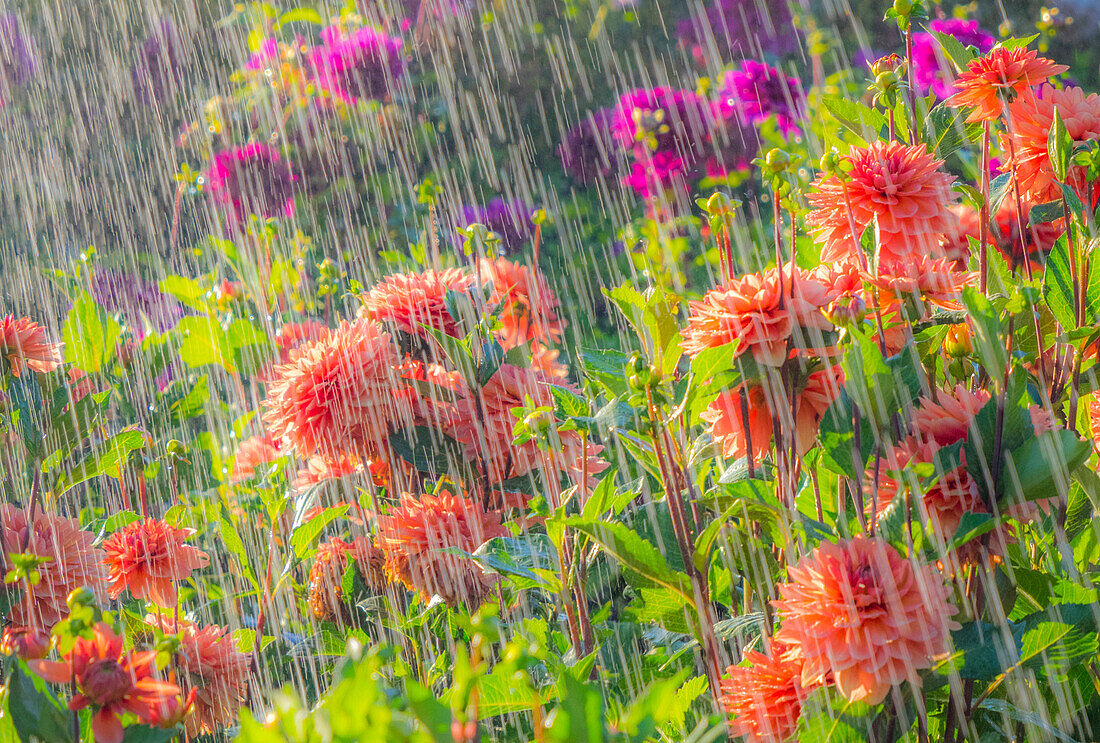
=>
[63,291,121,373]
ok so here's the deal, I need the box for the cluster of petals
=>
[807,141,956,269]
[0,314,62,377]
[866,257,976,353]
[702,367,842,464]
[720,641,810,743]
[0,504,106,629]
[292,452,388,491]
[376,490,509,606]
[774,536,959,704]
[1004,84,1100,204]
[307,535,387,622]
[949,46,1067,122]
[230,433,284,482]
[309,24,405,103]
[32,622,185,743]
[682,266,834,367]
[942,203,1064,270]
[102,518,209,607]
[205,143,295,226]
[482,258,565,349]
[716,60,805,136]
[262,319,412,459]
[361,267,474,338]
[152,614,250,737]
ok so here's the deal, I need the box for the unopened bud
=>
[827,295,867,326]
[67,587,97,610]
[763,148,792,173]
[870,53,904,77]
[944,324,973,358]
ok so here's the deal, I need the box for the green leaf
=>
[388,426,468,475]
[795,686,876,742]
[8,661,74,743]
[692,503,738,572]
[158,276,210,312]
[1044,233,1100,330]
[277,8,324,26]
[290,505,350,557]
[922,103,974,160]
[1048,108,1072,182]
[821,97,887,143]
[62,291,121,373]
[176,316,234,372]
[1028,200,1064,225]
[220,517,260,592]
[54,428,148,494]
[121,726,183,743]
[1003,429,1091,504]
[688,341,739,382]
[989,172,1013,214]
[960,286,1007,373]
[565,517,694,606]
[930,30,976,69]
[405,681,457,742]
[6,374,44,457]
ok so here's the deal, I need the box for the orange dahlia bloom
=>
[682,266,833,367]
[32,622,184,743]
[481,259,565,349]
[102,518,209,607]
[0,505,106,629]
[807,142,956,269]
[866,257,975,353]
[774,536,958,704]
[0,626,51,660]
[703,368,842,464]
[0,315,62,377]
[942,202,1064,271]
[720,641,810,743]
[151,614,250,737]
[262,319,412,459]
[949,47,1067,123]
[307,535,387,622]
[377,490,509,606]
[361,268,474,338]
[1004,84,1100,204]
[230,434,284,482]
[292,453,388,491]
[449,364,607,488]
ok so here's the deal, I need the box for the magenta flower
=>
[205,143,295,226]
[310,25,405,103]
[716,60,805,136]
[911,18,994,99]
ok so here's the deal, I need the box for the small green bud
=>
[67,587,96,610]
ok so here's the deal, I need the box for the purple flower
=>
[456,198,535,253]
[677,0,800,67]
[611,87,717,162]
[621,152,689,200]
[716,61,805,136]
[310,25,405,102]
[90,270,187,338]
[559,108,620,184]
[205,143,296,226]
[0,13,38,94]
[911,18,994,99]
[245,38,280,71]
[131,20,190,104]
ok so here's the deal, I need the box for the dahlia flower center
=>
[838,561,888,625]
[82,659,133,705]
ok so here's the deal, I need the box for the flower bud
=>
[875,70,901,94]
[818,150,842,175]
[870,53,903,77]
[0,627,50,660]
[826,294,867,326]
[763,148,792,174]
[67,587,97,610]
[892,0,914,16]
[944,324,973,358]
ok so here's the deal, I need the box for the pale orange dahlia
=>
[0,315,62,377]
[102,518,209,607]
[230,434,283,482]
[448,364,607,488]
[0,505,106,629]
[1004,84,1100,204]
[361,268,474,338]
[151,614,250,737]
[806,142,956,269]
[262,319,412,459]
[720,641,810,743]
[376,490,509,606]
[774,536,958,704]
[307,535,387,622]
[682,266,833,367]
[949,47,1067,122]
[866,257,975,353]
[942,202,1064,270]
[292,453,388,490]
[481,259,565,349]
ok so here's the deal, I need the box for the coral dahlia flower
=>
[151,614,250,737]
[377,490,508,607]
[307,536,387,623]
[0,626,50,660]
[1004,84,1100,204]
[102,518,209,607]
[949,46,1067,123]
[230,434,283,483]
[481,259,565,349]
[262,319,412,459]
[683,266,833,366]
[807,141,956,269]
[32,622,184,743]
[0,315,62,377]
[774,536,959,704]
[362,268,474,339]
[0,505,106,629]
[720,641,810,743]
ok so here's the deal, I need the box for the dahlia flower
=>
[102,518,209,607]
[377,490,509,606]
[949,46,1067,122]
[720,641,810,743]
[205,143,295,226]
[1004,84,1100,204]
[611,87,717,163]
[942,203,1064,269]
[310,25,405,102]
[152,614,250,737]
[230,434,283,482]
[0,626,50,660]
[89,269,187,338]
[457,199,536,254]
[481,258,565,349]
[560,108,620,184]
[774,536,959,704]
[361,267,474,338]
[807,141,956,269]
[32,622,184,743]
[0,314,62,376]
[307,536,387,623]
[682,266,833,367]
[716,61,805,136]
[262,319,412,459]
[292,453,389,491]
[0,505,106,629]
[910,19,994,100]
